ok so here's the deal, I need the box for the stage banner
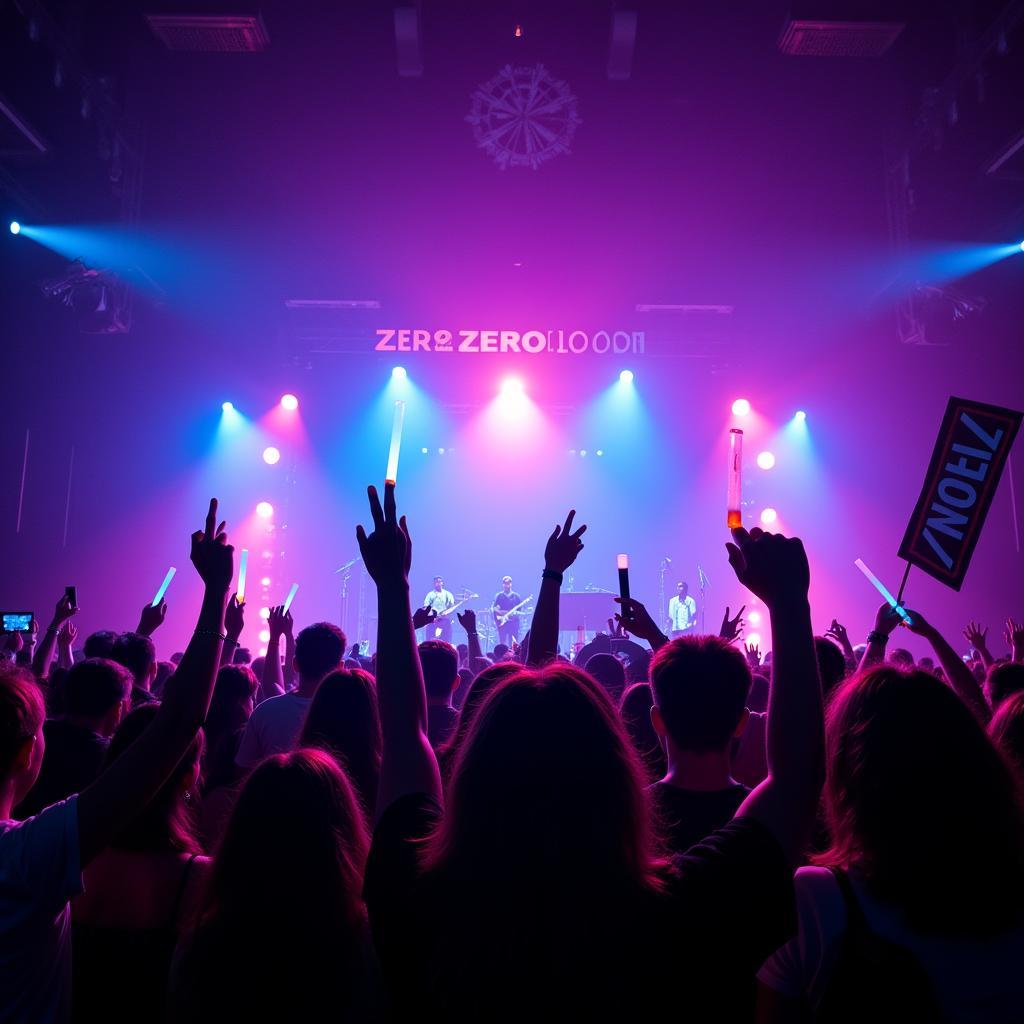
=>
[898,396,1022,590]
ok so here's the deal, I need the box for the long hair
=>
[425,664,665,891]
[177,750,371,1019]
[106,704,203,854]
[299,668,381,815]
[990,691,1024,788]
[204,666,257,754]
[817,666,1024,934]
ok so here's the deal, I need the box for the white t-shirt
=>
[0,797,82,1023]
[668,594,697,631]
[235,693,313,770]
[759,866,1024,1020]
[423,589,454,615]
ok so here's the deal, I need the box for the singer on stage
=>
[423,575,455,642]
[492,575,522,646]
[667,581,697,637]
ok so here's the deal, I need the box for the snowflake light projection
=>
[466,64,581,170]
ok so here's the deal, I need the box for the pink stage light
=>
[260,576,271,587]
[262,446,281,465]
[256,501,274,519]
[501,377,524,397]
[756,451,775,470]
[280,394,299,411]
[731,398,751,417]
[760,507,778,525]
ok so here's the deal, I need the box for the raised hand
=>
[50,593,78,629]
[725,527,809,610]
[872,602,905,638]
[825,619,850,648]
[413,606,438,631]
[543,510,587,574]
[457,607,477,634]
[356,483,410,588]
[137,601,168,637]
[964,620,989,652]
[720,605,746,644]
[190,498,233,593]
[2,631,23,655]
[224,594,245,640]
[267,605,293,643]
[614,597,666,649]
[1005,617,1024,659]
[57,620,78,649]
[744,641,761,668]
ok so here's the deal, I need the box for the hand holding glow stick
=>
[237,548,249,604]
[282,583,299,614]
[152,567,176,608]
[854,558,912,624]
[727,428,743,530]
[385,400,406,485]
[616,553,630,605]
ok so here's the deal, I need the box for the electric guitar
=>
[434,593,478,618]
[494,595,533,626]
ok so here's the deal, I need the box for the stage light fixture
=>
[501,377,524,397]
[748,611,761,624]
[747,632,762,648]
[9,221,20,235]
[255,501,274,519]
[259,629,271,643]
[280,393,299,411]
[756,451,776,470]
[262,446,281,465]
[392,366,407,380]
[260,576,271,587]
[731,398,751,417]
[760,507,778,525]
[794,410,807,422]
[596,449,604,456]
[619,369,634,384]
[438,447,446,455]
[580,449,588,457]
[1019,241,1024,253]
[420,447,428,454]
[221,401,234,412]
[259,606,270,620]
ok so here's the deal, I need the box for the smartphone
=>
[65,586,77,610]
[2,613,34,633]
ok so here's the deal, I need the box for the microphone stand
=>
[697,564,709,634]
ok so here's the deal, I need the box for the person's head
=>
[419,640,459,703]
[300,668,381,813]
[501,576,512,594]
[249,656,266,680]
[990,691,1024,788]
[111,632,157,689]
[748,672,770,714]
[649,636,750,756]
[819,666,1024,933]
[918,656,935,674]
[814,636,847,702]
[433,576,444,592]
[64,658,132,736]
[83,630,117,660]
[676,582,688,599]
[153,660,176,699]
[293,622,346,686]
[0,665,45,804]
[618,682,667,785]
[232,647,252,666]
[584,652,627,704]
[889,647,914,668]
[456,643,469,666]
[986,662,1024,711]
[428,664,662,890]
[106,704,204,853]
[493,643,509,662]
[206,666,258,749]
[170,651,185,665]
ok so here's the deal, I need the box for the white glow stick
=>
[282,583,299,614]
[152,567,176,607]
[385,400,406,485]
[237,548,249,603]
[854,558,912,623]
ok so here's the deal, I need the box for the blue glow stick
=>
[282,583,299,614]
[237,549,249,603]
[854,559,912,623]
[385,400,405,485]
[152,567,176,607]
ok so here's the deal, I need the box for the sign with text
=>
[374,328,645,356]
[899,397,1022,590]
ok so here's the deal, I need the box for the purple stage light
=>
[280,393,299,411]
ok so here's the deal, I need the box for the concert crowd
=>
[3,486,1024,1022]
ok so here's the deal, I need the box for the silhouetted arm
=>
[526,511,587,667]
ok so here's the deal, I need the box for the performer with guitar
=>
[423,576,455,642]
[492,576,529,647]
[667,580,697,637]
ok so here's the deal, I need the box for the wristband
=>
[866,631,889,645]
[194,628,227,641]
[224,637,240,648]
[267,637,281,646]
[542,569,563,584]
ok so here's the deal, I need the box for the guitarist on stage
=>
[492,576,523,647]
[423,576,455,642]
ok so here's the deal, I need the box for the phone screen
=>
[2,613,33,633]
[65,586,77,610]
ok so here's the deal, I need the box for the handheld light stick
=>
[152,567,176,607]
[385,400,406,485]
[617,553,630,606]
[727,428,743,529]
[237,548,249,603]
[282,583,299,614]
[854,558,912,624]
